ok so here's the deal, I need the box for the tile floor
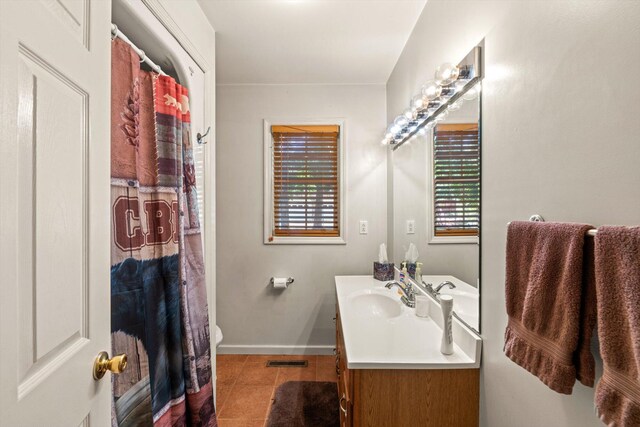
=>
[216,354,338,427]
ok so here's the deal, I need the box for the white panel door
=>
[0,1,112,426]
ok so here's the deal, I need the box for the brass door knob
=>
[93,351,127,380]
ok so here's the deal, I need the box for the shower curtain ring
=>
[139,50,146,63]
[111,24,118,41]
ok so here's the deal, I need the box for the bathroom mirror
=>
[391,48,481,332]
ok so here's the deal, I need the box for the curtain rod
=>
[111,24,167,76]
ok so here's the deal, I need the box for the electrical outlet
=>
[406,220,416,234]
[359,220,368,234]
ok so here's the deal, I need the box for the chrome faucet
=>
[423,281,435,294]
[434,281,456,294]
[385,281,416,308]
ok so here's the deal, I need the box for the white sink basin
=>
[347,289,402,319]
[335,275,482,369]
[439,289,477,320]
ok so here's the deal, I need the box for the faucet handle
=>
[404,282,416,302]
[406,281,415,294]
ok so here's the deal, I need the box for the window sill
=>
[428,235,478,245]
[265,236,346,245]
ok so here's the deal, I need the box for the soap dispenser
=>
[415,262,423,284]
[400,262,408,284]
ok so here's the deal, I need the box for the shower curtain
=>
[110,38,217,427]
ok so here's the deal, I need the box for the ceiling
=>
[197,0,427,85]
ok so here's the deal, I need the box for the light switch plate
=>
[359,220,368,234]
[406,220,415,234]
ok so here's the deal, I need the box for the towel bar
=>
[269,277,294,286]
[507,215,597,236]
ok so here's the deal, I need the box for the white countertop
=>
[335,275,482,370]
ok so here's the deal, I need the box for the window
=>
[264,122,345,244]
[432,123,480,239]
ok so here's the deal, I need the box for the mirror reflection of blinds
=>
[271,125,340,237]
[433,123,480,237]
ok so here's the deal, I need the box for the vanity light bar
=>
[383,46,483,150]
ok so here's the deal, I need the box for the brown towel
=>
[594,226,640,426]
[504,221,594,394]
[575,235,597,388]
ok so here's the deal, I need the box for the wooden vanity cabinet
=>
[335,308,480,427]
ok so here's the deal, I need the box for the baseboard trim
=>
[217,344,335,355]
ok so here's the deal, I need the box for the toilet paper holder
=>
[270,277,294,286]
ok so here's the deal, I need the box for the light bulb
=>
[389,124,401,134]
[403,108,416,121]
[394,115,408,128]
[421,80,442,101]
[435,63,460,85]
[410,94,424,110]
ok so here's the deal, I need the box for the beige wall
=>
[216,84,387,353]
[387,0,640,426]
